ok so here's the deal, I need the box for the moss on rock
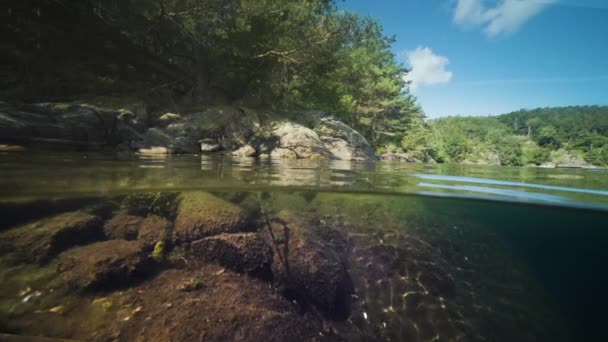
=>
[174,192,249,243]
[0,211,104,263]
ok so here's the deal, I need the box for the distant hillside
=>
[388,106,608,167]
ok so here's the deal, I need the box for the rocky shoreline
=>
[1,101,601,168]
[0,102,378,162]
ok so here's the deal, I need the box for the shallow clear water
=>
[0,152,607,341]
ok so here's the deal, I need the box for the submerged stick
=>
[261,207,289,275]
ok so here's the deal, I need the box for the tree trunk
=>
[193,41,210,105]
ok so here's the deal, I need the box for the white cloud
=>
[403,47,453,91]
[453,0,555,36]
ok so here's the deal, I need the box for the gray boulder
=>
[200,138,221,153]
[269,121,333,160]
[314,117,377,161]
[232,144,257,157]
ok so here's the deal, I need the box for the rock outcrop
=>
[1,101,379,160]
[135,106,377,161]
[541,149,596,169]
[315,117,377,161]
[0,102,143,150]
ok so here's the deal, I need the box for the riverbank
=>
[0,101,602,169]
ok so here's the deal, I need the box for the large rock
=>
[57,240,154,291]
[139,106,259,154]
[120,192,180,219]
[0,211,104,263]
[0,102,142,150]
[174,192,249,243]
[269,121,332,160]
[103,211,143,240]
[137,215,172,249]
[264,213,352,318]
[232,144,257,157]
[191,233,272,275]
[314,117,377,161]
[251,113,377,161]
[103,211,171,249]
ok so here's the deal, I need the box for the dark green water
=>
[0,152,607,341]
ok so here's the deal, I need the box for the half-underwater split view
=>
[2,1,607,341]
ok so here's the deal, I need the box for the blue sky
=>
[339,0,608,118]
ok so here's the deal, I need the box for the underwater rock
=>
[58,240,154,291]
[103,211,143,240]
[137,215,172,249]
[191,233,272,275]
[103,211,172,250]
[264,213,352,318]
[0,197,104,231]
[174,192,248,243]
[120,192,179,219]
[0,211,104,263]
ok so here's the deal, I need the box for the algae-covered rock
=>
[104,211,172,250]
[264,212,352,318]
[174,192,249,243]
[103,211,143,240]
[120,192,179,219]
[137,215,172,249]
[58,240,154,291]
[0,211,104,263]
[191,233,272,275]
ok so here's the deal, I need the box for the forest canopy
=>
[393,106,608,167]
[2,0,422,147]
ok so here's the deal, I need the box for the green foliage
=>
[522,141,550,166]
[400,119,435,161]
[4,0,423,144]
[398,106,608,167]
[497,136,523,166]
